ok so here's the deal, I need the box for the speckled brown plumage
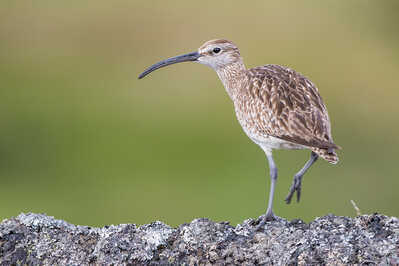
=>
[233,64,339,163]
[138,39,341,226]
[198,40,340,164]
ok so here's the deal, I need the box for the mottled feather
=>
[139,39,340,164]
[233,64,339,163]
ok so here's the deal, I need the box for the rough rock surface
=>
[0,213,398,265]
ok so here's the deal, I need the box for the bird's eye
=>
[213,47,221,54]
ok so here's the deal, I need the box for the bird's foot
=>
[285,174,303,204]
[254,211,276,232]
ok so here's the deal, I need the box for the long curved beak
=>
[138,51,201,79]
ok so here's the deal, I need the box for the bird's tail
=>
[311,147,339,164]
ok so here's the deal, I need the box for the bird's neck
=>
[215,61,247,100]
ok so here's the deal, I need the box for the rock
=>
[0,213,398,265]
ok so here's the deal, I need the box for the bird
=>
[138,39,340,229]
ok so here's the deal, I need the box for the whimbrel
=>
[138,39,340,229]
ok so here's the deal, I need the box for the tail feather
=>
[311,147,339,164]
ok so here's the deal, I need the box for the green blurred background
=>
[1,1,398,227]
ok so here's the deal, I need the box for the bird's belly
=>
[251,135,306,150]
[236,115,306,151]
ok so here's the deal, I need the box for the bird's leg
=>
[256,150,278,231]
[285,151,318,204]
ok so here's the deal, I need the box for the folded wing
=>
[246,64,340,150]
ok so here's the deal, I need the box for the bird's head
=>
[138,39,242,79]
[197,39,241,69]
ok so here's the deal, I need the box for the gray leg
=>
[256,150,278,230]
[285,151,318,204]
[265,152,278,219]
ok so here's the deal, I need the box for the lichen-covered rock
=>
[0,213,398,265]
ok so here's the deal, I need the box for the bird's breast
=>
[232,95,305,151]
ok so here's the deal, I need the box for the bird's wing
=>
[246,65,339,150]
